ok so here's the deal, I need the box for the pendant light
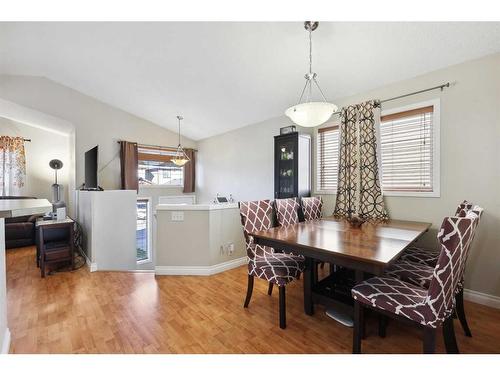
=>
[171,115,190,167]
[285,21,337,127]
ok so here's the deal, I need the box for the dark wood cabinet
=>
[274,132,311,199]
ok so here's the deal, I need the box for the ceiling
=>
[1,22,500,140]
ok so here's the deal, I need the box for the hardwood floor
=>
[6,246,500,354]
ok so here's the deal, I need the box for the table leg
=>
[303,257,314,316]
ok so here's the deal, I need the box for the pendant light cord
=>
[309,27,313,75]
[178,117,181,146]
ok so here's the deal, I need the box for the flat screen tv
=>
[84,146,98,189]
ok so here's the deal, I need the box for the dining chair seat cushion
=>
[399,245,440,267]
[352,276,442,327]
[249,252,305,286]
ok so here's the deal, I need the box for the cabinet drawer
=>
[44,247,71,261]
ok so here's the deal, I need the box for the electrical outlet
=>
[171,211,184,221]
[228,243,234,255]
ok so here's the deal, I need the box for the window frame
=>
[380,99,441,198]
[137,146,184,187]
[314,120,340,195]
[136,197,153,264]
[313,99,441,198]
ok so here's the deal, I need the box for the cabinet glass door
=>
[277,138,296,198]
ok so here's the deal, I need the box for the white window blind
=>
[380,106,434,192]
[316,126,339,192]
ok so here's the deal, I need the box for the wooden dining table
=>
[251,216,431,324]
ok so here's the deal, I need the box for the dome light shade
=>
[285,102,337,127]
[171,145,190,166]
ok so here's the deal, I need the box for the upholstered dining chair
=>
[352,208,482,353]
[301,196,323,221]
[393,201,482,337]
[300,196,327,272]
[275,197,300,227]
[239,200,305,329]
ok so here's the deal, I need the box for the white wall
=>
[0,219,9,353]
[0,75,197,193]
[197,117,313,203]
[0,117,71,204]
[197,52,500,298]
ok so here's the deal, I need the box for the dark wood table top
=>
[251,216,431,273]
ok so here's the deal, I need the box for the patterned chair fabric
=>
[398,246,440,267]
[455,200,474,217]
[352,208,482,328]
[301,196,323,221]
[239,200,305,286]
[275,198,300,227]
[399,200,475,267]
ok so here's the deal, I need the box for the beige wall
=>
[0,117,71,204]
[196,117,313,203]
[155,207,245,269]
[0,75,197,192]
[198,53,500,298]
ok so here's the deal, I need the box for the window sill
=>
[313,190,440,198]
[139,184,184,190]
[383,190,440,198]
[314,190,337,195]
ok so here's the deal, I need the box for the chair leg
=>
[378,314,387,338]
[267,282,274,296]
[423,327,436,354]
[279,285,286,329]
[243,275,254,308]
[456,289,472,337]
[353,300,363,353]
[443,316,460,354]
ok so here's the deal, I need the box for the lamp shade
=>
[285,102,338,127]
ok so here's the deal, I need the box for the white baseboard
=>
[155,256,246,276]
[1,328,11,354]
[82,252,98,272]
[464,288,500,309]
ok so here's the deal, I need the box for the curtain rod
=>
[24,138,31,142]
[331,82,450,116]
[117,140,197,152]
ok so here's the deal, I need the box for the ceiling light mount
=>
[285,21,337,128]
[304,21,319,32]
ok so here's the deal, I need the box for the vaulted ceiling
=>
[2,22,500,140]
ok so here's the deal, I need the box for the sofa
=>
[1,196,44,249]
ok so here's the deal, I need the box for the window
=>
[136,198,151,263]
[138,145,183,186]
[380,100,440,197]
[316,125,339,193]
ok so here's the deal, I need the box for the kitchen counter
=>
[156,202,239,211]
[0,198,52,218]
[155,202,245,276]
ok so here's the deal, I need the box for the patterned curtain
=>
[0,136,27,196]
[333,100,388,220]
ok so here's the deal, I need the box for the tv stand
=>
[79,184,104,191]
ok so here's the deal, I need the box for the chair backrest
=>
[239,200,274,259]
[455,200,473,217]
[275,198,300,227]
[301,196,323,221]
[425,207,482,325]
